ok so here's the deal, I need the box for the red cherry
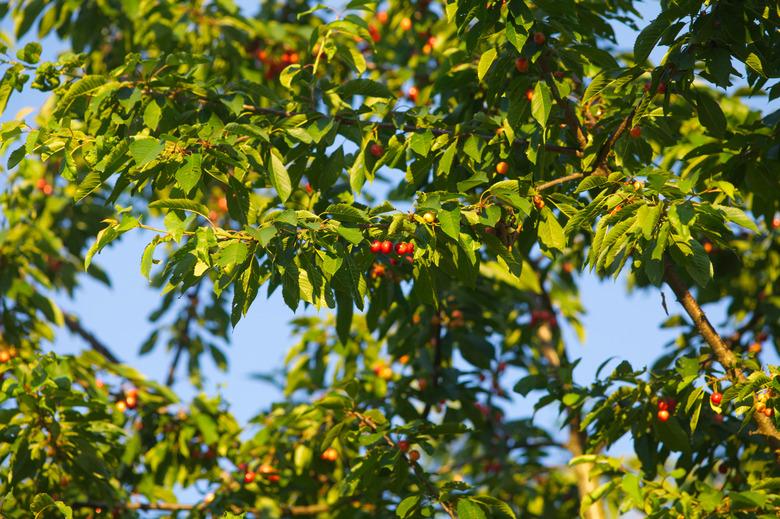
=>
[380,240,393,254]
[243,471,256,484]
[533,32,546,45]
[408,449,420,462]
[629,126,642,138]
[377,11,388,24]
[395,242,409,255]
[400,17,412,31]
[407,86,419,102]
[525,88,534,101]
[657,409,670,422]
[772,216,780,229]
[658,399,669,411]
[370,143,384,157]
[370,240,382,253]
[515,57,529,73]
[657,81,667,94]
[398,440,410,452]
[406,242,414,254]
[495,161,509,175]
[718,463,728,474]
[710,392,723,405]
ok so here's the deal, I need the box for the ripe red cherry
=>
[525,88,534,101]
[396,242,409,255]
[657,81,667,94]
[629,126,642,138]
[400,17,412,31]
[406,242,414,254]
[370,240,382,253]
[710,392,723,405]
[407,86,419,102]
[658,399,669,411]
[380,240,393,254]
[657,409,670,422]
[370,143,384,157]
[718,464,728,474]
[243,471,256,484]
[321,447,338,461]
[36,178,48,190]
[495,161,509,175]
[772,216,780,229]
[533,32,546,45]
[408,449,421,462]
[515,57,529,73]
[398,440,410,452]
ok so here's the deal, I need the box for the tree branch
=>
[663,259,780,443]
[72,500,330,515]
[63,313,121,364]
[535,270,606,519]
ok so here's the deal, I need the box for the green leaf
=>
[505,21,529,53]
[396,495,420,518]
[538,208,566,251]
[268,148,292,202]
[438,207,461,240]
[715,205,758,233]
[150,199,211,219]
[409,130,433,156]
[143,100,162,131]
[582,71,614,104]
[574,176,608,193]
[217,241,249,269]
[470,496,516,519]
[176,153,202,194]
[695,92,727,138]
[634,12,673,63]
[457,499,487,519]
[17,42,41,63]
[325,203,368,223]
[477,48,497,81]
[681,240,713,287]
[129,137,163,167]
[636,204,662,240]
[744,53,765,76]
[140,238,160,280]
[531,82,553,129]
[55,75,107,116]
[338,78,393,98]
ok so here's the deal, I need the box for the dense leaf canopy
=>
[1,0,779,517]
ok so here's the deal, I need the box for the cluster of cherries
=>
[755,389,774,417]
[239,462,280,484]
[0,347,18,364]
[251,45,300,80]
[530,309,558,328]
[656,397,677,422]
[369,240,415,279]
[113,386,139,413]
[36,178,54,195]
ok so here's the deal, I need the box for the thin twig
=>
[63,313,121,364]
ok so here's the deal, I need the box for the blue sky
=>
[1,0,776,473]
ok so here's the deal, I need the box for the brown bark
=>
[663,260,780,443]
